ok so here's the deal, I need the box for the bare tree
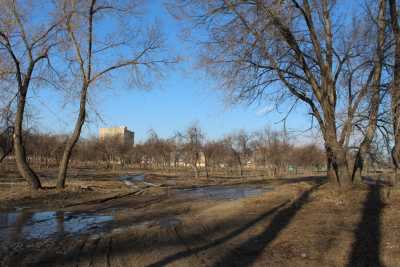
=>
[56,0,174,189]
[252,128,292,176]
[351,0,386,183]
[291,143,325,171]
[181,124,204,178]
[141,130,173,169]
[173,0,383,187]
[25,132,65,168]
[0,0,63,189]
[156,138,175,169]
[227,130,252,176]
[0,95,15,163]
[203,140,227,178]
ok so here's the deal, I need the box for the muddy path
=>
[0,171,323,212]
[2,175,398,267]
[0,178,312,267]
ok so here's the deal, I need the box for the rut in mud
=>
[1,176,399,267]
[0,183,278,266]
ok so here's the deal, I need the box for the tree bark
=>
[389,0,400,187]
[326,155,338,183]
[352,0,385,184]
[334,148,352,187]
[324,111,352,187]
[13,87,42,190]
[326,145,351,187]
[56,86,88,189]
[352,150,364,184]
[391,147,400,186]
[0,149,11,163]
[352,88,380,184]
[0,126,13,164]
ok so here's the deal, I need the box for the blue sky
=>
[30,0,316,143]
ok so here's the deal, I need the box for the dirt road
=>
[0,175,399,267]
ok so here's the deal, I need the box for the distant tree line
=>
[1,124,356,178]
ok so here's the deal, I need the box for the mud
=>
[0,184,272,243]
[174,185,273,200]
[1,174,399,267]
[0,180,281,267]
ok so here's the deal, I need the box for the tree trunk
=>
[326,156,337,183]
[192,163,199,178]
[237,156,243,177]
[56,86,88,189]
[389,0,400,187]
[238,163,243,177]
[325,136,352,187]
[14,88,41,190]
[320,94,352,187]
[352,150,364,184]
[352,89,381,184]
[352,140,374,185]
[352,0,384,185]
[392,146,400,186]
[204,160,209,178]
[0,146,12,164]
[334,150,352,187]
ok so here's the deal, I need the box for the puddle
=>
[0,184,270,243]
[0,210,113,241]
[120,173,145,186]
[175,185,272,201]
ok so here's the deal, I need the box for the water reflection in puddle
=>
[175,185,272,200]
[0,185,271,242]
[0,210,113,241]
[120,173,145,186]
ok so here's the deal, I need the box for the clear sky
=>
[29,0,317,143]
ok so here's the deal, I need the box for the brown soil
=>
[0,171,399,267]
[0,169,318,212]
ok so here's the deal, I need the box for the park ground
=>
[0,169,399,267]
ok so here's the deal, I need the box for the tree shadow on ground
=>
[146,201,289,267]
[5,177,326,266]
[347,185,385,267]
[212,182,323,267]
[33,200,288,266]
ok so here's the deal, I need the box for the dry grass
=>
[1,169,400,266]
